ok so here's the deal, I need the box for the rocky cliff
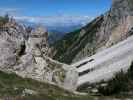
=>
[0,17,78,91]
[52,0,133,64]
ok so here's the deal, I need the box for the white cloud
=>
[0,7,94,27]
[14,15,94,27]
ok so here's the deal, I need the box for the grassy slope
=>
[0,71,95,100]
[0,71,131,100]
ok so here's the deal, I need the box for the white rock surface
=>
[72,35,133,86]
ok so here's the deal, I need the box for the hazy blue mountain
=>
[16,16,91,32]
[15,16,91,44]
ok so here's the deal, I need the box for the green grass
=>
[0,70,95,100]
[0,66,132,100]
[2,70,128,100]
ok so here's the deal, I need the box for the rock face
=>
[99,0,133,48]
[0,18,78,91]
[52,0,133,64]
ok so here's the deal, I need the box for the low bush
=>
[98,62,133,96]
[98,71,128,95]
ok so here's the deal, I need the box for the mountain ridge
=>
[52,0,133,64]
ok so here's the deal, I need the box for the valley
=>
[0,0,133,100]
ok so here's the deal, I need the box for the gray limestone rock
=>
[0,19,78,91]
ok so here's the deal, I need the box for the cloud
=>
[14,15,94,27]
[0,7,94,27]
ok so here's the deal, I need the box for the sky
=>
[0,0,112,17]
[0,0,112,25]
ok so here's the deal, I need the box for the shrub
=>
[98,70,129,96]
[0,14,9,26]
[128,62,133,79]
[98,62,133,96]
[98,71,128,95]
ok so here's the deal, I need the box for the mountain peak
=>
[112,0,133,14]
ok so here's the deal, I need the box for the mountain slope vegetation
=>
[52,16,103,64]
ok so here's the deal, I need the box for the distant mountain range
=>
[15,15,92,44]
[15,15,92,33]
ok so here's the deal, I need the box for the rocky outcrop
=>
[52,0,133,64]
[98,0,133,48]
[0,18,78,91]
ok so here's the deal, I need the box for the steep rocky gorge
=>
[52,0,133,64]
